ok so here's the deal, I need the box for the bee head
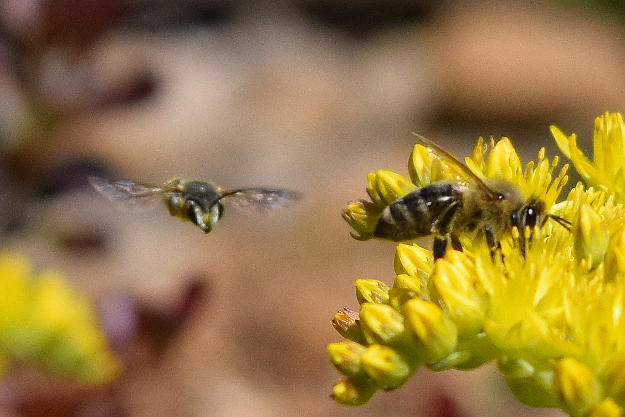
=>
[184,199,223,233]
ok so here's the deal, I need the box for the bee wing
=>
[412,133,500,200]
[220,188,302,213]
[88,176,170,211]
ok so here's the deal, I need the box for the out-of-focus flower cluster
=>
[0,0,154,148]
[0,251,120,384]
[331,113,625,417]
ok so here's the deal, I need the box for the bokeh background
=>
[0,0,624,415]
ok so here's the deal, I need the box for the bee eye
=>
[521,204,539,228]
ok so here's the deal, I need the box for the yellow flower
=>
[0,251,120,384]
[553,357,602,416]
[343,171,416,240]
[403,298,457,362]
[331,116,625,416]
[552,111,625,202]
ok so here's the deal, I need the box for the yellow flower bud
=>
[388,274,427,310]
[367,170,415,206]
[605,225,625,282]
[342,200,378,241]
[586,398,623,417]
[553,357,601,415]
[602,352,625,399]
[392,274,425,295]
[430,250,485,336]
[360,344,411,389]
[331,378,378,406]
[403,298,457,363]
[552,112,625,202]
[484,137,522,180]
[359,303,405,345]
[408,143,435,186]
[573,204,608,269]
[327,341,367,377]
[394,243,433,278]
[355,279,390,305]
[593,113,625,177]
[331,307,365,344]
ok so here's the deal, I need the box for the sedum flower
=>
[552,111,625,203]
[330,115,625,416]
[0,251,120,384]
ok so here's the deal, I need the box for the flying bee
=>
[88,176,301,233]
[373,134,570,259]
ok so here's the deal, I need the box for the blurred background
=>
[0,0,623,415]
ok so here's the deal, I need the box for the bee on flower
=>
[331,115,625,417]
[343,134,569,258]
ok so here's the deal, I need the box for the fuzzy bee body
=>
[89,176,300,234]
[372,135,565,258]
[374,182,463,241]
[162,179,225,233]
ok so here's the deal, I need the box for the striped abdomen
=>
[373,183,463,242]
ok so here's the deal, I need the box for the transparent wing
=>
[412,133,500,201]
[221,188,302,212]
[88,176,169,211]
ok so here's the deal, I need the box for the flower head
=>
[331,118,625,416]
[0,251,120,384]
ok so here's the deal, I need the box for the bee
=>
[89,176,301,233]
[373,134,570,259]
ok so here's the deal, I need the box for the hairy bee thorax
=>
[163,179,224,233]
[454,179,542,238]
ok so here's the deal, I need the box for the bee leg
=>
[484,226,502,260]
[433,234,463,260]
[484,226,496,250]
[517,228,530,257]
[433,236,448,260]
[432,201,460,234]
[450,234,463,252]
[432,203,462,260]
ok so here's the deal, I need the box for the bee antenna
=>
[211,188,253,209]
[207,192,236,210]
[216,189,242,200]
[548,214,571,231]
[412,132,500,201]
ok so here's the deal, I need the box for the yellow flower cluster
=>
[0,251,120,384]
[331,113,625,417]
